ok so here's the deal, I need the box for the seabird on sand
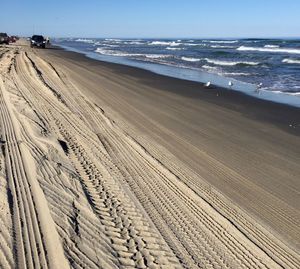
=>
[205,81,211,87]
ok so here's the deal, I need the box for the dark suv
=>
[0,33,9,45]
[30,35,46,48]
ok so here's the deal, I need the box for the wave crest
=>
[149,41,181,46]
[95,48,170,59]
[237,46,300,54]
[75,38,94,43]
[264,45,280,48]
[282,58,300,64]
[204,58,259,66]
[181,57,201,62]
[210,45,236,49]
[166,47,183,51]
[206,40,238,44]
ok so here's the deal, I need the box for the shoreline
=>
[54,42,300,108]
[44,44,300,136]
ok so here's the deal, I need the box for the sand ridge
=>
[0,41,299,268]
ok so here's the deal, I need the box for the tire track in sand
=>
[0,77,69,269]
[27,51,289,269]
[14,50,182,268]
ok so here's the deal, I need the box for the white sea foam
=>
[149,41,181,46]
[106,44,119,47]
[184,43,201,46]
[75,38,94,43]
[149,41,170,46]
[181,57,201,62]
[264,45,280,48]
[166,47,183,50]
[202,65,218,70]
[204,58,259,66]
[205,40,238,44]
[95,48,140,57]
[95,48,170,59]
[128,41,143,45]
[282,58,300,64]
[221,72,251,76]
[105,38,122,41]
[145,54,170,59]
[210,45,236,49]
[237,46,300,54]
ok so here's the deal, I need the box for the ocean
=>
[53,38,300,107]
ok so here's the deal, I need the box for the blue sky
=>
[1,0,300,38]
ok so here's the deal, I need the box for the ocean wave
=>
[282,58,300,64]
[204,58,259,66]
[75,38,94,43]
[95,48,170,59]
[286,92,300,96]
[237,46,300,54]
[184,43,201,46]
[210,45,236,49]
[145,54,171,59]
[181,57,201,62]
[166,47,183,50]
[95,48,138,57]
[105,38,122,41]
[202,65,218,70]
[127,41,144,45]
[106,44,119,47]
[264,45,280,48]
[221,72,251,76]
[269,90,300,96]
[149,41,181,46]
[206,40,238,44]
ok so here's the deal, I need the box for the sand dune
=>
[0,41,299,268]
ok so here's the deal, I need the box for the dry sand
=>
[0,40,299,268]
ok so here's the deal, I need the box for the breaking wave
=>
[202,65,218,70]
[204,58,259,66]
[221,72,251,76]
[95,48,170,59]
[206,40,238,44]
[264,45,280,48]
[75,38,94,43]
[181,57,201,62]
[166,47,183,50]
[210,45,236,49]
[282,58,300,64]
[237,46,300,54]
[149,41,181,46]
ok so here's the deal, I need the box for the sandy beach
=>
[0,40,299,269]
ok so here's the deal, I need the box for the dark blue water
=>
[53,38,300,107]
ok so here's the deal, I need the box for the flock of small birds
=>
[204,80,263,93]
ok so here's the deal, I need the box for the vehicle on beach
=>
[30,35,46,48]
[0,33,9,45]
[9,36,18,43]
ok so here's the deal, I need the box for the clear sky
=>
[1,0,300,38]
